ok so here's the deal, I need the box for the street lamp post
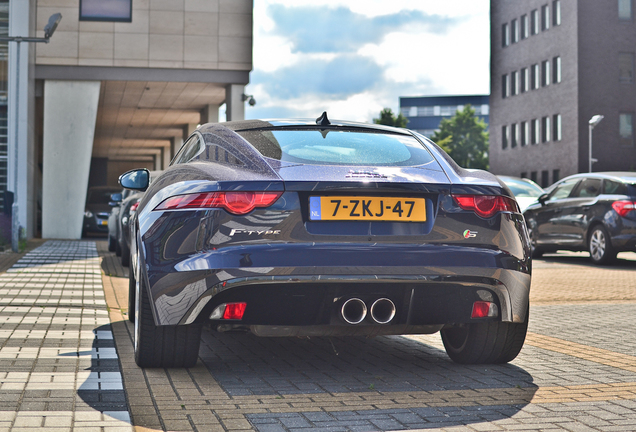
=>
[588,114,604,173]
[0,13,61,252]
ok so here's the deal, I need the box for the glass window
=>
[417,106,436,116]
[521,121,528,146]
[521,14,529,39]
[542,60,551,86]
[521,68,529,92]
[511,71,518,96]
[236,129,436,167]
[553,0,561,26]
[511,19,519,43]
[80,0,132,22]
[553,114,562,141]
[531,9,540,34]
[604,180,628,195]
[532,64,540,89]
[620,113,634,146]
[542,116,551,142]
[502,74,509,98]
[172,134,204,165]
[511,123,518,148]
[542,4,550,30]
[502,125,509,149]
[573,178,602,198]
[549,178,580,200]
[502,23,510,47]
[553,56,561,83]
[619,0,633,19]
[531,171,538,183]
[553,169,560,183]
[440,106,453,116]
[619,53,634,83]
[531,119,539,144]
[541,170,550,188]
[481,104,489,115]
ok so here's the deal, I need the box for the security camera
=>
[242,93,256,107]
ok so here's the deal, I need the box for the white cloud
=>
[247,1,490,122]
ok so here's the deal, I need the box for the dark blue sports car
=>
[120,114,532,368]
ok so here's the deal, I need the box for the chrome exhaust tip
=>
[370,298,396,324]
[341,298,367,324]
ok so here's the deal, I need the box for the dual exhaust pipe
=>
[341,298,396,325]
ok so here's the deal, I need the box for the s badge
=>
[463,230,477,238]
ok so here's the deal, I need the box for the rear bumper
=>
[144,258,531,330]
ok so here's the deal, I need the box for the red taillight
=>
[612,200,636,217]
[155,191,282,215]
[453,195,519,218]
[222,302,247,320]
[471,301,498,318]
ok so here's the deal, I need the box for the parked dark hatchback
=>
[523,172,636,264]
[120,116,532,368]
[83,186,122,236]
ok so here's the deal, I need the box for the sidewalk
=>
[0,240,132,431]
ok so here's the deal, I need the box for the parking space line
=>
[525,332,636,373]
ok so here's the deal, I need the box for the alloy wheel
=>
[589,229,606,261]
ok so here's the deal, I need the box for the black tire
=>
[108,235,117,252]
[115,238,122,256]
[128,265,135,323]
[526,222,543,258]
[588,225,616,265]
[134,254,201,368]
[120,238,130,267]
[441,305,529,364]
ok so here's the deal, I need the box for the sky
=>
[241,0,490,124]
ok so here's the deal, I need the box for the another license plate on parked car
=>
[309,196,426,222]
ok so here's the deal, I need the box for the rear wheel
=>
[441,305,528,364]
[108,235,117,252]
[588,225,616,265]
[134,253,201,368]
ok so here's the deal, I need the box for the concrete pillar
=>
[201,103,220,124]
[225,84,245,121]
[171,136,182,162]
[7,0,36,241]
[42,80,101,239]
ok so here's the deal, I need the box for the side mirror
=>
[119,169,150,191]
[538,193,549,205]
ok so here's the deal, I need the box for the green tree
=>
[431,105,489,170]
[373,108,408,128]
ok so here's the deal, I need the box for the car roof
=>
[560,172,636,183]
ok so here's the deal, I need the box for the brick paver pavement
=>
[4,241,636,431]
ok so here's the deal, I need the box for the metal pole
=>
[11,40,20,252]
[588,124,592,173]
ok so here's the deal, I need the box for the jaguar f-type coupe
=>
[121,114,531,368]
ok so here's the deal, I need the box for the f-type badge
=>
[463,230,477,238]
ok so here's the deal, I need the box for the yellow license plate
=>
[309,196,426,222]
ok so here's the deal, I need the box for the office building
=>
[5,0,253,240]
[490,0,636,187]
[400,95,489,138]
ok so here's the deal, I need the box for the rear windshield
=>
[237,129,435,166]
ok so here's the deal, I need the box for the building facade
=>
[400,95,489,138]
[490,0,636,188]
[7,0,253,240]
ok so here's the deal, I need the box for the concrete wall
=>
[35,0,253,71]
[41,80,100,239]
